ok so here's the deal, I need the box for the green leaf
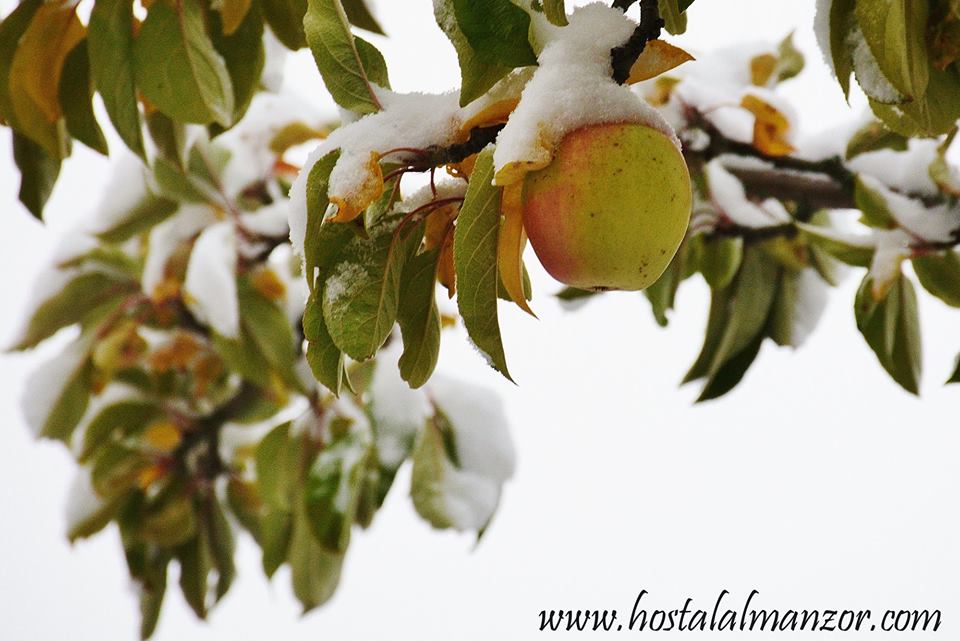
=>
[209,1,265,124]
[176,531,212,618]
[644,237,693,326]
[322,216,423,361]
[0,0,41,127]
[556,286,597,303]
[855,273,921,394]
[94,192,178,244]
[255,422,297,511]
[775,31,804,82]
[238,278,303,390]
[912,251,960,307]
[699,236,742,290]
[261,0,307,49]
[12,132,60,220]
[796,222,874,267]
[304,294,347,395]
[290,503,344,612]
[59,41,108,155]
[433,0,512,106]
[541,0,568,26]
[948,353,960,384]
[303,151,350,291]
[828,0,857,98]
[341,0,384,34]
[855,0,929,99]
[133,0,235,126]
[11,271,135,351]
[67,492,125,542]
[80,401,161,462]
[260,510,292,577]
[397,249,442,388]
[845,119,909,159]
[212,330,274,388]
[92,443,147,499]
[304,427,371,553]
[854,175,896,228]
[146,111,187,169]
[685,250,780,401]
[453,149,513,381]
[658,0,688,35]
[88,0,145,158]
[870,63,960,137]
[304,0,390,114]
[452,0,537,69]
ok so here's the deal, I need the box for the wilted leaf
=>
[741,94,795,156]
[496,182,535,315]
[627,40,694,84]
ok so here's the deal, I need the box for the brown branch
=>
[610,0,664,84]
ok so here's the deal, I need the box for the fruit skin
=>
[521,122,692,291]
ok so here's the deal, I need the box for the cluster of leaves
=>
[821,0,960,136]
[11,91,513,636]
[570,36,960,400]
[0,0,382,217]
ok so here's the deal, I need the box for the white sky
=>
[1,1,958,640]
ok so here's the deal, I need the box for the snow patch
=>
[183,221,240,338]
[142,204,220,296]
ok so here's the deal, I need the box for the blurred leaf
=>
[912,250,960,307]
[0,0,41,127]
[322,216,423,361]
[845,119,909,160]
[452,0,537,69]
[658,0,688,35]
[397,249,442,388]
[59,41,108,155]
[433,0,512,106]
[305,426,371,553]
[8,1,83,156]
[133,0,235,126]
[95,192,178,244]
[541,0,567,26]
[775,31,804,82]
[238,278,303,390]
[210,2,265,123]
[304,0,390,114]
[87,0,145,158]
[176,533,211,618]
[454,149,513,381]
[217,0,252,35]
[855,273,921,394]
[410,411,452,529]
[797,222,874,267]
[92,443,147,498]
[827,0,857,98]
[261,0,307,49]
[12,133,61,219]
[948,353,960,384]
[255,422,297,511]
[260,510,293,577]
[67,492,125,542]
[12,272,135,351]
[699,236,742,290]
[80,401,161,462]
[854,175,897,228]
[290,503,343,612]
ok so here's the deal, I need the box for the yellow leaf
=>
[749,53,777,87]
[497,183,535,316]
[437,230,456,298]
[626,40,695,84]
[143,420,182,453]
[149,332,202,371]
[740,94,795,157]
[459,97,520,133]
[646,76,681,106]
[250,266,286,300]
[446,152,478,180]
[423,203,458,251]
[218,0,252,35]
[269,121,329,154]
[137,464,167,489]
[327,152,383,223]
[191,353,223,397]
[9,2,84,156]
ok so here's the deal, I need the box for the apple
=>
[521,122,691,291]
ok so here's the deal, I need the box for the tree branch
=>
[610,0,664,84]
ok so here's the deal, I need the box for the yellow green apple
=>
[521,122,691,291]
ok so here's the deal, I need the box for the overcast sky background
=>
[1,1,959,640]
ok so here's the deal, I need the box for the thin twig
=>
[610,0,664,84]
